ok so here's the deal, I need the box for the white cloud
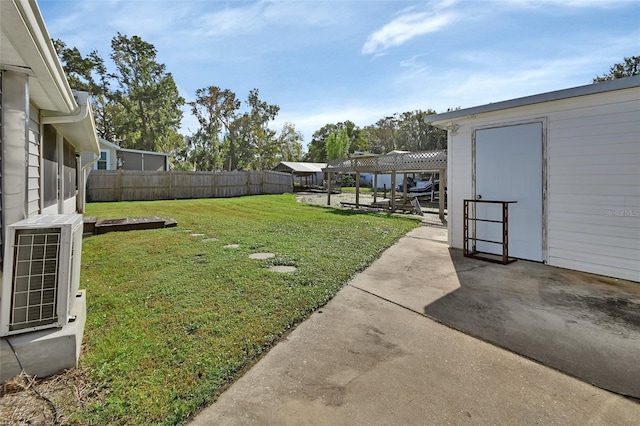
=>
[276,104,398,145]
[196,3,265,37]
[506,0,627,8]
[194,0,342,38]
[362,5,460,55]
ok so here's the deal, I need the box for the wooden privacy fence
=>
[87,170,293,202]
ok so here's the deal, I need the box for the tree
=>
[110,33,184,152]
[276,122,304,162]
[306,124,337,162]
[55,35,185,153]
[242,89,280,170]
[53,39,102,95]
[305,121,367,162]
[361,111,446,154]
[53,39,122,142]
[189,86,240,171]
[325,128,350,160]
[593,55,639,82]
[396,110,446,151]
[363,116,398,154]
[188,87,281,170]
[183,130,220,171]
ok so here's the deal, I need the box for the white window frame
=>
[94,149,110,170]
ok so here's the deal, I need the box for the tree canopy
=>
[185,86,301,171]
[593,55,639,82]
[55,34,184,154]
[305,111,446,162]
[110,34,184,152]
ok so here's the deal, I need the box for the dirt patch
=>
[296,193,377,208]
[0,367,98,425]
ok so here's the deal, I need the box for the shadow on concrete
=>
[423,249,640,399]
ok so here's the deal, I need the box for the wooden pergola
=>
[323,150,447,218]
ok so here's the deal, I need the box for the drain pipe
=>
[41,92,95,213]
[40,95,88,125]
[77,154,99,213]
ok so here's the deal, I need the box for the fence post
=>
[117,170,123,202]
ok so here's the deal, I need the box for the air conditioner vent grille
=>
[9,228,62,331]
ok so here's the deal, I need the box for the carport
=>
[272,161,326,190]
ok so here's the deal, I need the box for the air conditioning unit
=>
[0,214,83,336]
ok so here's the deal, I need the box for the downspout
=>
[77,154,99,213]
[40,95,89,212]
[41,98,87,125]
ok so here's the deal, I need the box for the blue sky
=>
[39,0,639,148]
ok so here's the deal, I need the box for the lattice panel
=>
[325,150,446,173]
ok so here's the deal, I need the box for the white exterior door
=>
[475,122,543,261]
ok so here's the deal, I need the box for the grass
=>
[340,186,373,193]
[73,194,419,425]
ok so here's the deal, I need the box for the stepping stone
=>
[249,252,275,260]
[191,233,205,237]
[202,238,218,242]
[224,244,240,249]
[269,265,297,273]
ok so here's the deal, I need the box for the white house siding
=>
[81,144,116,170]
[447,87,640,282]
[80,150,95,169]
[546,90,639,281]
[103,145,117,170]
[447,127,474,250]
[27,104,40,217]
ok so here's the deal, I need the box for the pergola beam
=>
[322,150,447,216]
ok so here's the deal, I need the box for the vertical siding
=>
[447,87,640,282]
[448,129,473,249]
[546,92,640,281]
[27,104,40,217]
[0,72,3,255]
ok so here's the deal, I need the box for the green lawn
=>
[75,194,419,425]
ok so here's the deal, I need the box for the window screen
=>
[43,126,58,208]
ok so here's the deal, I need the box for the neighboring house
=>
[273,161,326,188]
[81,138,171,172]
[0,0,100,382]
[425,76,640,282]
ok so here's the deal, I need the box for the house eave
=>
[425,75,640,126]
[1,0,77,113]
[43,91,100,155]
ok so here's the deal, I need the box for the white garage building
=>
[425,75,639,282]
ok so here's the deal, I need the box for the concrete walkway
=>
[191,222,640,425]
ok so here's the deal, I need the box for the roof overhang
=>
[425,75,640,127]
[1,1,100,155]
[1,0,76,113]
[42,91,100,154]
[277,162,327,173]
